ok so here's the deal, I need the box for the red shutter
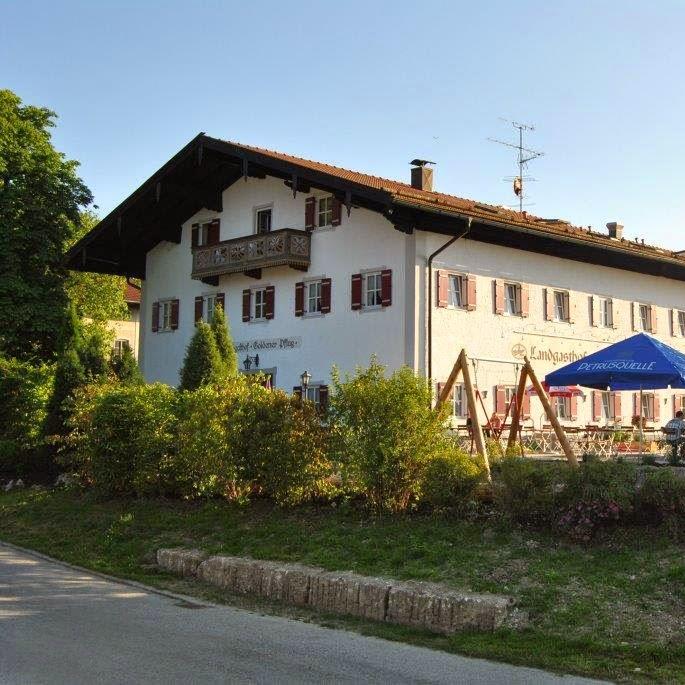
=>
[215,292,225,312]
[632,303,639,331]
[494,280,504,315]
[321,278,332,314]
[650,306,657,334]
[170,299,179,330]
[633,392,639,419]
[592,391,601,421]
[265,285,275,319]
[295,282,304,317]
[351,274,362,310]
[437,271,448,308]
[381,269,392,307]
[318,385,329,411]
[151,302,159,332]
[545,289,554,321]
[495,385,506,416]
[671,309,676,337]
[570,395,578,421]
[653,394,660,421]
[466,275,477,311]
[208,219,220,246]
[520,283,529,317]
[305,197,316,230]
[194,296,204,323]
[331,198,342,227]
[613,393,622,421]
[242,289,251,322]
[521,392,531,419]
[191,224,199,248]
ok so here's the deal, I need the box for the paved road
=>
[0,544,604,684]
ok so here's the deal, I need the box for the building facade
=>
[68,134,685,428]
[109,281,141,359]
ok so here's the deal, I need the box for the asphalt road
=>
[0,544,604,685]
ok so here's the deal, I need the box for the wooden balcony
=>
[191,228,311,281]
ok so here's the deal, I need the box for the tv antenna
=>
[488,119,544,212]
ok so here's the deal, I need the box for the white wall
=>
[419,233,685,427]
[140,176,409,390]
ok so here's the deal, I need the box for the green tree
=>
[0,89,92,361]
[179,322,222,391]
[65,211,129,324]
[210,304,238,377]
[110,344,143,385]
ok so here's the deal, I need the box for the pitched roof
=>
[124,281,141,304]
[225,139,681,266]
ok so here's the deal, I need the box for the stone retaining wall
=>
[156,548,523,634]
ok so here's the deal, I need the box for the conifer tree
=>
[111,344,143,385]
[210,304,238,378]
[179,322,222,391]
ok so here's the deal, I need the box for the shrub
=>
[179,322,222,391]
[329,361,449,512]
[0,356,53,479]
[71,383,178,497]
[210,304,238,378]
[43,348,86,439]
[421,448,484,509]
[110,344,143,384]
[175,377,334,505]
[637,470,685,536]
[496,458,565,527]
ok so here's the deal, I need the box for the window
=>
[253,288,267,321]
[598,298,613,328]
[639,304,650,331]
[113,339,130,358]
[451,384,467,418]
[601,391,614,420]
[161,301,173,331]
[318,196,333,227]
[554,396,570,420]
[204,294,217,323]
[197,224,210,246]
[255,207,272,234]
[553,290,569,322]
[641,393,654,420]
[448,274,465,308]
[678,311,685,337]
[363,272,382,309]
[305,280,322,314]
[504,283,520,315]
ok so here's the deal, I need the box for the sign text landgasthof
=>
[234,336,302,353]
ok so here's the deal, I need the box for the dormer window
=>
[191,219,220,248]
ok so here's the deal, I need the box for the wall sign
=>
[235,336,302,353]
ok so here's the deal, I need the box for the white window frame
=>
[504,282,521,316]
[599,298,613,328]
[451,383,467,418]
[362,271,383,310]
[113,339,130,357]
[448,273,465,309]
[639,304,650,331]
[601,391,614,420]
[304,279,322,315]
[204,293,218,323]
[317,196,334,227]
[553,290,569,322]
[252,288,267,321]
[677,310,685,337]
[160,300,174,332]
[641,393,655,420]
[554,396,570,420]
[254,206,273,234]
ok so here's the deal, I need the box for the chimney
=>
[410,159,435,192]
[606,222,624,240]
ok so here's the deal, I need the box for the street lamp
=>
[300,370,312,402]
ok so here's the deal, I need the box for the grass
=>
[2,488,685,683]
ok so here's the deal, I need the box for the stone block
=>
[197,555,242,590]
[156,548,207,578]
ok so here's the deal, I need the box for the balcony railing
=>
[191,228,311,280]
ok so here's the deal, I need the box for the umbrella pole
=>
[639,385,644,457]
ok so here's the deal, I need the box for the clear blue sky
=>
[3,0,684,246]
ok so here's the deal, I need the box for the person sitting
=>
[663,410,685,464]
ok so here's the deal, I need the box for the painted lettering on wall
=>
[528,345,584,365]
[235,337,302,353]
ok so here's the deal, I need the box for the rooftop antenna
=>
[488,119,544,212]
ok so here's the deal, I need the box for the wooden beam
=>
[201,276,219,286]
[460,350,491,481]
[244,268,262,280]
[436,353,464,408]
[506,366,529,454]
[524,356,578,466]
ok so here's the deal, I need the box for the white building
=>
[68,134,685,428]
